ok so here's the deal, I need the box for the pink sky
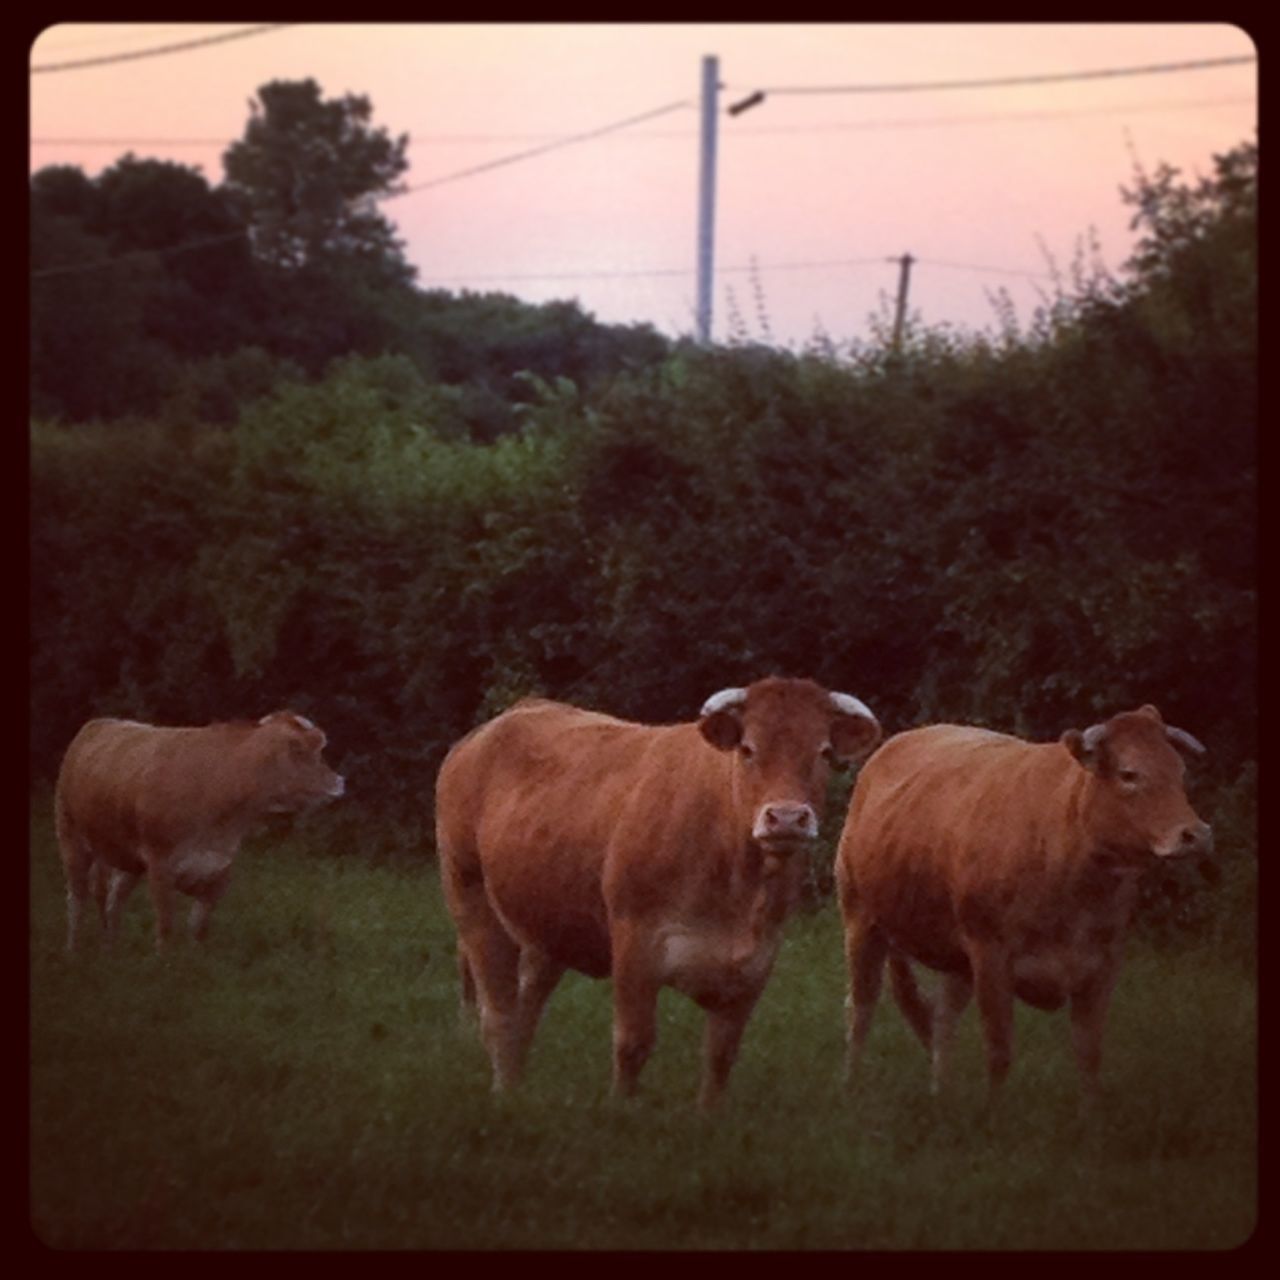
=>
[30,22,1257,348]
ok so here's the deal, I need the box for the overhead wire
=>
[31,24,198,52]
[395,99,693,194]
[745,54,1255,96]
[31,23,292,73]
[30,52,1249,285]
[30,91,1256,149]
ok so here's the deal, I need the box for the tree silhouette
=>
[222,78,413,287]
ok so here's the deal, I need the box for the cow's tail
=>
[888,953,934,1052]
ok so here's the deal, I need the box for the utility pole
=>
[695,54,719,344]
[890,252,915,356]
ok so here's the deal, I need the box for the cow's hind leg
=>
[54,791,91,953]
[888,953,933,1051]
[844,916,889,1088]
[509,945,565,1082]
[438,853,525,1091]
[62,856,91,954]
[457,948,479,1024]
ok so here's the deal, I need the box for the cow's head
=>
[698,677,881,852]
[1061,704,1211,860]
[255,711,346,812]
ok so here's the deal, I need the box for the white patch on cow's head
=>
[700,687,748,718]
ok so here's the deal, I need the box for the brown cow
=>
[435,677,881,1108]
[55,711,345,951]
[836,704,1211,1102]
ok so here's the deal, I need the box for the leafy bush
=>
[30,143,1256,947]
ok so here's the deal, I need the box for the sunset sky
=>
[29,22,1257,348]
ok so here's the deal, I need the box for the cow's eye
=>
[820,744,837,766]
[739,743,756,762]
[1117,768,1141,786]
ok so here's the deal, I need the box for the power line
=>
[32,240,1053,286]
[31,229,250,280]
[396,99,693,195]
[414,255,1051,286]
[749,54,1255,96]
[913,257,1053,281]
[29,92,1255,152]
[32,24,199,52]
[30,23,292,73]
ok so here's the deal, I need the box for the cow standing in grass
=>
[435,677,881,1108]
[55,711,345,951]
[836,704,1212,1101]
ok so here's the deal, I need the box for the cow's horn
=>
[700,688,748,718]
[1081,723,1109,753]
[829,691,876,721]
[1166,725,1207,756]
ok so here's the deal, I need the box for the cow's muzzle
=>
[1154,820,1212,860]
[753,801,818,848]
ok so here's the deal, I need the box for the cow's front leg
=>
[699,994,760,1110]
[966,938,1014,1100]
[189,868,232,942]
[1069,961,1121,1110]
[611,924,660,1098]
[103,868,141,945]
[145,852,177,952]
[931,971,973,1096]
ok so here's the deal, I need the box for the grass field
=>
[29,799,1256,1251]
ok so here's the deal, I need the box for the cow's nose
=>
[1182,821,1212,855]
[1160,820,1211,858]
[755,802,817,841]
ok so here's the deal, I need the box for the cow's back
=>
[56,719,265,859]
[840,725,1084,965]
[436,699,726,975]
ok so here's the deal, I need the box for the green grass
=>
[29,798,1256,1250]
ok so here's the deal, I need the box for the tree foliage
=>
[221,78,412,284]
[31,137,1255,940]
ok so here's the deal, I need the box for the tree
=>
[30,168,169,420]
[90,155,260,357]
[221,79,413,286]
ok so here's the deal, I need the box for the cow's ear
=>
[699,687,746,751]
[830,710,881,765]
[1062,724,1107,773]
[699,709,743,752]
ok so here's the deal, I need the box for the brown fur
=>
[54,711,344,950]
[435,678,880,1108]
[836,704,1211,1100]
